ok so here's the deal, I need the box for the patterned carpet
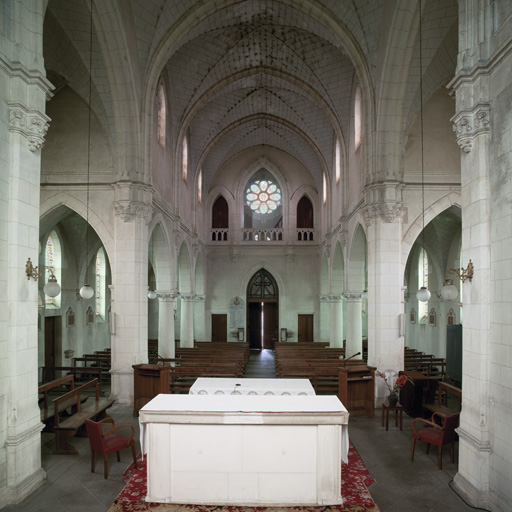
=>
[106,443,379,512]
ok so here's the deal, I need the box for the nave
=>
[5,351,479,512]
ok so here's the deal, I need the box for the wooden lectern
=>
[338,365,376,417]
[132,364,170,416]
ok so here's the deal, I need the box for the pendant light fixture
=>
[79,0,94,300]
[416,0,430,303]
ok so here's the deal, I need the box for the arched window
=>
[157,81,166,147]
[212,196,229,228]
[335,137,341,184]
[182,134,188,183]
[45,230,61,308]
[297,196,314,241]
[354,86,362,149]
[418,248,429,320]
[323,173,327,205]
[95,247,106,319]
[198,168,203,204]
[248,269,278,299]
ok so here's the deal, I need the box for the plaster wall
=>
[205,246,319,342]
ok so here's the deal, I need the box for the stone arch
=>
[401,192,462,281]
[347,223,367,291]
[177,241,192,294]
[332,241,345,294]
[149,221,173,291]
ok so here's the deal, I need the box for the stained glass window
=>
[45,231,61,308]
[418,248,429,320]
[246,180,281,214]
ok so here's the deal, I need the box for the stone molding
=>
[8,102,51,151]
[157,292,178,302]
[319,294,344,303]
[363,202,406,225]
[452,104,491,153]
[194,294,206,302]
[343,292,363,302]
[113,200,153,224]
[180,293,196,301]
[5,421,45,448]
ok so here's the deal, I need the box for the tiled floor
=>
[4,351,485,512]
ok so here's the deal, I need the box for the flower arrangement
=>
[376,371,410,394]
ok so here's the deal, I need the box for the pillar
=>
[364,183,406,400]
[157,293,177,359]
[343,293,362,359]
[180,293,195,348]
[329,295,344,349]
[0,2,52,504]
[193,294,206,342]
[110,183,153,405]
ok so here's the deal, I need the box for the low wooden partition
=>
[338,365,376,418]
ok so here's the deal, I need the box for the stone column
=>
[110,183,153,405]
[364,185,406,399]
[157,292,177,359]
[329,295,344,349]
[449,41,492,512]
[318,295,331,343]
[193,294,206,342]
[0,3,52,504]
[343,293,363,359]
[179,293,195,348]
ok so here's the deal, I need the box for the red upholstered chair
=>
[85,417,137,479]
[411,412,459,469]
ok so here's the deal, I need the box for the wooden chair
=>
[411,412,459,469]
[85,418,137,479]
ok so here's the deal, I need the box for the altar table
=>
[189,377,315,396]
[139,394,349,506]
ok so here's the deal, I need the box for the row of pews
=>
[404,347,446,378]
[38,374,114,454]
[158,341,250,394]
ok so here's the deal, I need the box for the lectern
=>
[132,364,170,416]
[338,365,376,417]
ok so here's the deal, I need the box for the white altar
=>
[139,394,349,506]
[189,377,315,396]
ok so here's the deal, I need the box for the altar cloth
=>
[139,394,349,505]
[189,377,315,396]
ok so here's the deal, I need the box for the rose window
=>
[246,180,281,214]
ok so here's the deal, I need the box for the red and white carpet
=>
[106,443,379,512]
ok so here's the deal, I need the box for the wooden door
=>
[248,302,261,349]
[211,314,227,342]
[44,316,62,382]
[298,314,314,343]
[263,302,278,349]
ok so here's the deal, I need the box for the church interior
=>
[1,1,512,511]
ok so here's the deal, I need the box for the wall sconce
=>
[448,260,474,283]
[26,257,61,298]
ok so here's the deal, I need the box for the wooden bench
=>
[39,375,76,429]
[422,381,462,418]
[53,378,115,454]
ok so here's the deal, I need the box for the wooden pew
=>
[53,378,115,454]
[39,375,76,428]
[422,381,462,418]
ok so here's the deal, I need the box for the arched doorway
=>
[246,269,279,350]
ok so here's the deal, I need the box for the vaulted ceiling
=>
[43,0,458,193]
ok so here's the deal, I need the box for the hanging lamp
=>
[416,0,430,303]
[79,0,94,300]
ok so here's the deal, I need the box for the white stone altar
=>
[189,377,315,396]
[139,394,348,506]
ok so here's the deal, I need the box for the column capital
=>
[113,200,153,224]
[319,294,344,303]
[451,104,491,154]
[180,293,195,301]
[157,292,178,302]
[363,182,406,226]
[8,102,51,152]
[343,291,364,302]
